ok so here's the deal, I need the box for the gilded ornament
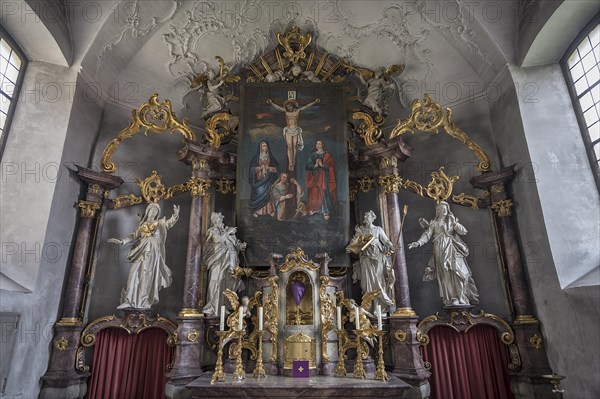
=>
[188,177,212,197]
[90,184,102,196]
[167,332,178,347]
[492,199,513,217]
[113,194,143,209]
[452,193,480,209]
[264,276,279,362]
[352,112,383,146]
[349,185,358,202]
[491,184,504,194]
[277,27,312,65]
[76,346,89,373]
[378,174,402,194]
[78,200,101,218]
[55,336,68,351]
[426,167,459,203]
[514,314,539,324]
[319,276,334,362]
[135,171,165,203]
[204,112,234,148]
[357,176,376,192]
[391,307,417,317]
[214,177,236,194]
[187,329,199,342]
[101,94,196,173]
[394,330,407,342]
[314,52,328,76]
[56,317,82,327]
[284,332,317,369]
[278,247,320,273]
[390,94,491,172]
[529,334,542,350]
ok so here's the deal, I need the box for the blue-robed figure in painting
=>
[248,140,281,217]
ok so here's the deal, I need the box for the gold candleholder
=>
[211,331,228,384]
[334,329,348,377]
[374,330,388,381]
[253,330,266,378]
[352,330,366,379]
[232,330,246,381]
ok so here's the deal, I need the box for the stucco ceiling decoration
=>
[94,0,183,78]
[420,0,498,74]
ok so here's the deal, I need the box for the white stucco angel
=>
[108,203,179,310]
[191,57,240,118]
[346,211,395,312]
[408,201,479,307]
[202,212,247,317]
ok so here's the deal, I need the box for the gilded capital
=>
[378,174,402,194]
[78,200,101,218]
[189,177,212,197]
[491,199,513,217]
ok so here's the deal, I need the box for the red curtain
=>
[422,324,514,399]
[88,327,173,399]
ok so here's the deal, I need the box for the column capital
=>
[77,200,101,218]
[75,164,124,202]
[178,139,235,178]
[350,136,412,175]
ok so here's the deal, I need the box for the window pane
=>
[4,64,18,84]
[589,122,600,143]
[594,143,600,161]
[568,50,580,68]
[0,111,5,130]
[578,37,593,58]
[575,77,589,95]
[586,66,600,87]
[8,52,21,69]
[582,51,596,72]
[570,61,585,81]
[583,106,599,127]
[580,92,594,112]
[590,27,599,50]
[0,40,11,61]
[0,96,9,114]
[1,80,15,97]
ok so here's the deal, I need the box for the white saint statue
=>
[346,210,395,312]
[202,212,247,317]
[108,203,180,309]
[408,201,479,307]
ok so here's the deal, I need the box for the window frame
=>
[561,14,600,192]
[0,26,28,160]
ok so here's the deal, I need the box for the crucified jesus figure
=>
[266,97,320,171]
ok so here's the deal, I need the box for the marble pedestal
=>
[187,374,411,398]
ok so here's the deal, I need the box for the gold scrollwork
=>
[452,193,480,209]
[279,247,320,273]
[204,112,234,148]
[492,199,513,217]
[55,336,68,351]
[390,94,491,172]
[76,346,89,373]
[214,177,235,194]
[426,167,459,203]
[277,27,312,65]
[349,185,358,202]
[78,200,101,218]
[319,276,334,363]
[167,332,179,347]
[394,330,407,342]
[284,332,316,369]
[530,334,542,350]
[113,194,143,209]
[491,184,504,194]
[135,171,166,203]
[187,329,199,342]
[90,184,102,196]
[352,111,383,146]
[101,94,196,173]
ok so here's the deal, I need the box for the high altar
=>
[40,27,561,399]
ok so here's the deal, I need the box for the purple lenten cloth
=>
[291,281,305,306]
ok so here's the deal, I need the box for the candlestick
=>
[374,330,388,381]
[220,306,225,331]
[353,330,366,379]
[355,307,360,330]
[258,307,264,331]
[238,306,244,331]
[377,305,382,331]
[211,331,228,384]
[336,306,342,330]
[253,330,266,379]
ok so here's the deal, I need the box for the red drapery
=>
[88,327,173,399]
[423,324,514,399]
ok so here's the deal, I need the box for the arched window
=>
[562,18,600,189]
[0,27,27,159]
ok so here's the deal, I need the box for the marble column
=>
[471,165,553,398]
[40,166,123,399]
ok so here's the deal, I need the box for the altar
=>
[39,25,557,399]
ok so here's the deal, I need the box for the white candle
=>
[238,306,244,331]
[220,305,225,331]
[355,307,360,330]
[336,306,342,330]
[258,307,264,331]
[377,305,382,331]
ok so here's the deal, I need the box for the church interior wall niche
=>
[236,83,350,267]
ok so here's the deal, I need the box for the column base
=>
[166,316,205,386]
[389,316,431,386]
[39,373,88,399]
[397,382,431,399]
[165,382,193,399]
[511,377,555,399]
